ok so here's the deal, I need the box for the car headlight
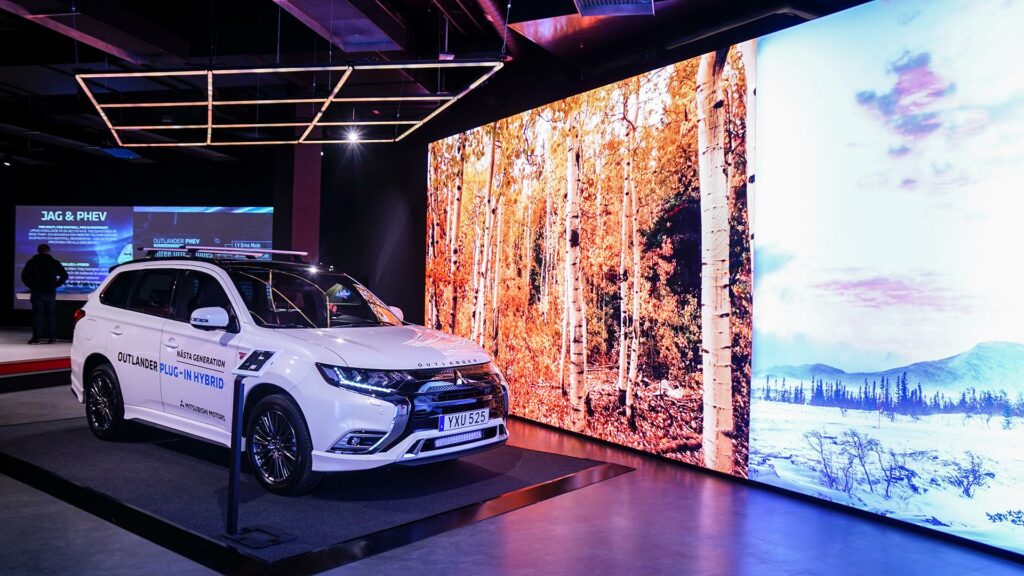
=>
[490,365,508,387]
[485,363,511,411]
[315,363,413,396]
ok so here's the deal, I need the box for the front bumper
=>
[312,419,508,471]
[308,363,510,472]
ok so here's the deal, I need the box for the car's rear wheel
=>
[246,395,320,496]
[85,363,125,440]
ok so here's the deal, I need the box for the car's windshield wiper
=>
[331,320,383,327]
[262,322,316,329]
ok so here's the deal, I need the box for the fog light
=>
[332,430,386,453]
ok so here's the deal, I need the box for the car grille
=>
[379,363,507,451]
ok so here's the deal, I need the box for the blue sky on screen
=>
[754,0,1024,372]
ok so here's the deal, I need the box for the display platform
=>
[0,329,71,393]
[0,418,631,575]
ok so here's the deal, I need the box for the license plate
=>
[439,408,488,432]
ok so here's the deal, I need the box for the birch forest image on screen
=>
[426,43,754,476]
[751,0,1024,553]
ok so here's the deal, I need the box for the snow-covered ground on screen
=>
[750,400,1024,553]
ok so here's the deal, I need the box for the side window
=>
[99,270,140,308]
[230,272,271,326]
[126,269,178,318]
[176,270,237,329]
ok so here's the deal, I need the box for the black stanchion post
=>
[226,374,245,538]
[224,350,293,549]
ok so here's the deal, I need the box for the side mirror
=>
[388,305,404,323]
[190,307,230,330]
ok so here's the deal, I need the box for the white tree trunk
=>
[426,171,437,330]
[567,132,585,412]
[558,139,571,393]
[698,49,735,474]
[595,157,603,239]
[617,112,632,402]
[428,188,442,330]
[541,172,552,319]
[739,39,757,240]
[491,200,503,350]
[471,126,498,343]
[448,138,465,332]
[524,185,533,295]
[627,143,641,421]
[475,193,495,344]
[558,291,567,392]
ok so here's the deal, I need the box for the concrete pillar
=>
[291,144,321,263]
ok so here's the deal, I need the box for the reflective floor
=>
[0,329,71,363]
[1,385,1021,576]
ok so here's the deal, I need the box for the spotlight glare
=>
[346,130,360,143]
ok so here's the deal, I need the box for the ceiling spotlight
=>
[2,161,10,167]
[346,130,361,143]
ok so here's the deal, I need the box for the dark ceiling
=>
[0,0,867,167]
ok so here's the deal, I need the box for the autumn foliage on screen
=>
[426,44,755,476]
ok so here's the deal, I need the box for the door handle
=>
[110,325,123,336]
[163,337,179,349]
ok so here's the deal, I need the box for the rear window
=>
[99,270,140,308]
[126,269,178,318]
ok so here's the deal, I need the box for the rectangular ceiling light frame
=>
[76,60,503,147]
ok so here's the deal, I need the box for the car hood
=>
[275,324,491,370]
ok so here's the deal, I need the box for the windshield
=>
[227,264,402,329]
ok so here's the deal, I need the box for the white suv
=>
[70,253,510,495]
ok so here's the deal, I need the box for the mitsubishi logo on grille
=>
[454,370,466,387]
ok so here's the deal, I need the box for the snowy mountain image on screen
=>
[756,342,1024,395]
[750,342,1024,554]
[750,0,1024,556]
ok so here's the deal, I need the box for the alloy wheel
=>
[85,373,115,430]
[250,408,299,485]
[86,373,116,432]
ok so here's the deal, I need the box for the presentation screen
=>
[13,205,273,306]
[426,44,754,476]
[426,0,1024,556]
[750,0,1024,555]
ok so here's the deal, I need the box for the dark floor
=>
[1,384,1022,576]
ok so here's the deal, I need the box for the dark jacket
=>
[21,253,69,293]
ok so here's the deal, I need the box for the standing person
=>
[21,244,69,344]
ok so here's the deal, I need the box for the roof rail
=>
[140,246,308,262]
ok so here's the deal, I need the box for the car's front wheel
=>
[85,363,125,440]
[246,395,320,496]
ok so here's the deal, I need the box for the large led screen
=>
[427,45,754,475]
[751,0,1024,554]
[14,205,273,306]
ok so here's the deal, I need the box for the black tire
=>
[246,395,321,496]
[85,363,126,440]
